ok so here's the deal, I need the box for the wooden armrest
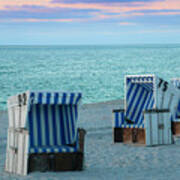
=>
[10,146,18,153]
[144,109,169,113]
[78,128,86,153]
[14,128,29,134]
[112,109,124,113]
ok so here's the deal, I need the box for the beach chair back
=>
[125,75,155,124]
[27,92,82,147]
[125,75,179,123]
[7,91,82,146]
[6,91,82,175]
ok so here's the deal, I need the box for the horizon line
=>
[1,43,180,46]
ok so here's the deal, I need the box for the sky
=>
[0,0,180,45]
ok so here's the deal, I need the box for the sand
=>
[1,99,180,180]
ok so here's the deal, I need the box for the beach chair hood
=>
[7,91,82,146]
[125,75,180,124]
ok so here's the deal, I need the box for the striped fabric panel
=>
[29,145,78,154]
[130,76,153,84]
[171,79,180,118]
[174,102,180,119]
[127,76,153,93]
[119,124,144,129]
[113,111,125,128]
[171,79,180,90]
[113,111,144,128]
[29,92,82,105]
[27,104,78,148]
[126,81,155,123]
[140,83,153,92]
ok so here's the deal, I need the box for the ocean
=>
[0,44,180,110]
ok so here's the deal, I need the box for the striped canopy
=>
[25,91,82,151]
[29,92,82,105]
[125,75,155,124]
[125,75,180,124]
[127,76,154,91]
[7,91,82,155]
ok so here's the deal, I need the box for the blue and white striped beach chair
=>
[171,78,180,118]
[171,78,180,135]
[171,78,180,90]
[113,75,180,145]
[5,91,86,175]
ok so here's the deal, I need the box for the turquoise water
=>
[0,44,180,110]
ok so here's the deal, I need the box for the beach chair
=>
[5,91,86,175]
[171,78,180,135]
[113,75,180,146]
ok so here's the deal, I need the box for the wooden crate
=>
[28,128,86,173]
[28,152,83,172]
[113,128,123,142]
[137,129,146,144]
[172,122,180,135]
[124,128,134,143]
[114,128,145,144]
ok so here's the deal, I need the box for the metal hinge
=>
[158,124,164,129]
[10,146,18,153]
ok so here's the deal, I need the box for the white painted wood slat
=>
[145,110,172,146]
[5,129,29,176]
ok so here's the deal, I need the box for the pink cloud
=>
[0,0,180,22]
[99,0,180,14]
[0,18,85,23]
[119,22,136,26]
[1,0,180,13]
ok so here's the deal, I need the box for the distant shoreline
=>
[1,43,180,47]
[0,98,123,114]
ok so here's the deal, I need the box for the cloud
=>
[118,22,136,25]
[52,0,159,3]
[0,0,180,24]
[0,6,98,19]
[0,18,76,23]
[1,0,180,13]
[137,29,180,33]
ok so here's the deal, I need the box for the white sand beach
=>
[1,100,180,180]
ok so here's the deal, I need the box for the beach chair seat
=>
[113,109,144,129]
[5,91,86,175]
[29,128,80,154]
[113,109,145,144]
[29,144,79,154]
[113,75,180,146]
